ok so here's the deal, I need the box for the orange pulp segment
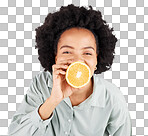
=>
[65,61,91,88]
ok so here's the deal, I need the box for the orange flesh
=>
[66,62,90,88]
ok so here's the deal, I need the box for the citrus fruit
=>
[65,61,91,88]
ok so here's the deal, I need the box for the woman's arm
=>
[38,95,60,120]
[106,102,132,136]
[8,75,59,136]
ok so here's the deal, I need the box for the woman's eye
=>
[85,53,92,55]
[62,52,92,55]
[63,51,71,54]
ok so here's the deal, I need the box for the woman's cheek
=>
[56,55,73,64]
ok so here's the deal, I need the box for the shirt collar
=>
[47,72,106,108]
[91,74,106,108]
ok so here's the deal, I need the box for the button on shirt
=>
[8,71,132,136]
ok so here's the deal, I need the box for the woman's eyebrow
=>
[60,45,74,50]
[60,45,95,50]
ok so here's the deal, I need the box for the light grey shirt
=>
[8,71,132,136]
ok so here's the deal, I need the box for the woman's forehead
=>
[60,27,95,38]
[57,28,96,49]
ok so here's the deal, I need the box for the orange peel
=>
[65,61,91,88]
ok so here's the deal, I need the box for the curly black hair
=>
[35,4,117,74]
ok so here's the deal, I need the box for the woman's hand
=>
[50,59,74,102]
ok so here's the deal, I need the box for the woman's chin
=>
[71,85,86,92]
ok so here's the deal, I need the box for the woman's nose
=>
[71,55,84,63]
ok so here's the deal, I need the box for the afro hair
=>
[35,4,118,74]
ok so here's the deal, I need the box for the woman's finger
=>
[54,69,66,75]
[53,64,68,69]
[56,59,74,65]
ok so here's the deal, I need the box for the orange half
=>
[65,61,91,88]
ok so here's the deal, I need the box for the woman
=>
[8,4,132,136]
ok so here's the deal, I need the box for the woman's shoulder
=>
[94,74,127,105]
[31,70,53,87]
[94,74,120,93]
[34,70,52,80]
[99,77,120,94]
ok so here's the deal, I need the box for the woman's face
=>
[55,27,98,77]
